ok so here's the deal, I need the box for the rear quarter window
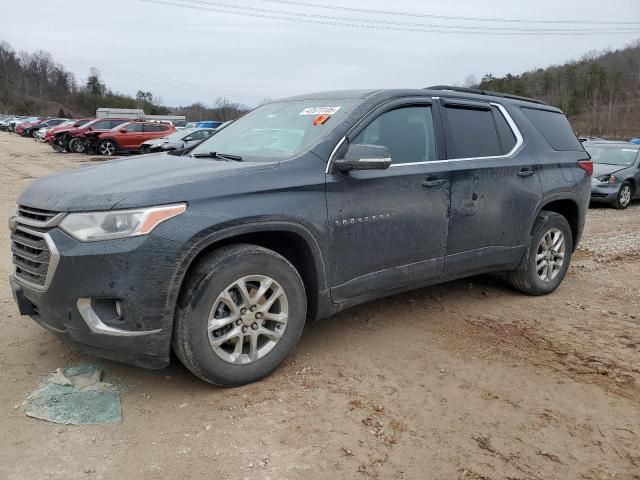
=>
[521,108,583,151]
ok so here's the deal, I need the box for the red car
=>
[64,118,131,153]
[88,121,176,155]
[46,118,93,145]
[15,118,47,136]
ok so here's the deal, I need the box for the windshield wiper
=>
[192,151,243,162]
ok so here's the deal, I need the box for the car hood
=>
[593,163,629,177]
[19,152,280,211]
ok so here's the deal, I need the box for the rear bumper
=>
[9,229,186,369]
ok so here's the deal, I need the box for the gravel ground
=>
[0,134,639,480]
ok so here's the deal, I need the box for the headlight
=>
[59,203,187,242]
[596,174,616,184]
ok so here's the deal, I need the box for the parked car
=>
[19,118,64,137]
[196,120,222,129]
[630,138,640,145]
[35,119,75,141]
[65,118,131,153]
[584,140,640,209]
[89,121,176,155]
[45,118,92,146]
[9,87,591,386]
[20,118,68,138]
[140,128,215,152]
[13,117,42,134]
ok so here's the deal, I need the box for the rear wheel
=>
[97,140,117,156]
[508,211,573,296]
[613,182,632,209]
[68,137,86,153]
[173,244,307,386]
[31,129,38,138]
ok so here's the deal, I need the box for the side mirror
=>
[119,128,127,133]
[333,144,392,173]
[183,136,193,142]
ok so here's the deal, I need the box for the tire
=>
[68,137,86,153]
[97,139,117,156]
[508,211,573,296]
[31,129,38,138]
[613,182,632,210]
[173,244,307,386]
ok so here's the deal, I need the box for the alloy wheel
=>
[535,228,566,282]
[99,141,115,156]
[619,185,632,208]
[208,275,288,365]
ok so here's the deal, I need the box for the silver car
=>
[140,128,216,152]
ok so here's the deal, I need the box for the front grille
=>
[11,226,51,287]
[11,206,62,290]
[18,205,59,224]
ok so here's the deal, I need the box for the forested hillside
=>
[476,41,640,138]
[0,41,247,120]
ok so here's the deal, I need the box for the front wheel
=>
[68,137,86,153]
[31,129,39,138]
[97,140,117,156]
[173,244,307,386]
[614,182,632,209]
[508,211,573,296]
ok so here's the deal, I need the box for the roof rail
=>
[426,85,548,106]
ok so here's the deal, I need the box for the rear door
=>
[440,99,542,276]
[326,99,451,302]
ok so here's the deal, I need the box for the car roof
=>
[277,88,560,112]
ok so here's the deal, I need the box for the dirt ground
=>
[0,133,638,480]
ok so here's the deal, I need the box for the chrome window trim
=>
[77,298,162,337]
[11,225,60,292]
[325,100,523,172]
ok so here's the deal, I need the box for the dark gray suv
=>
[9,87,592,386]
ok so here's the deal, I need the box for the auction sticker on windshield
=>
[299,107,341,115]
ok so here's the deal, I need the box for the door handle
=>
[518,168,535,177]
[421,178,448,188]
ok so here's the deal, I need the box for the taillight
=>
[578,160,593,176]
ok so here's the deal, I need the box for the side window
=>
[143,124,162,132]
[491,106,517,154]
[521,107,583,151]
[352,106,436,164]
[127,123,144,132]
[93,120,110,129]
[109,120,127,129]
[443,105,501,159]
[190,130,206,140]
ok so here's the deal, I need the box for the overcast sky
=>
[3,0,640,107]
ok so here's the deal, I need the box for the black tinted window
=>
[444,106,501,159]
[522,108,582,151]
[93,120,112,129]
[126,123,144,132]
[492,106,517,154]
[352,106,436,164]
[108,120,127,129]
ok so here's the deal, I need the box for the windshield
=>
[190,99,358,161]
[586,145,639,166]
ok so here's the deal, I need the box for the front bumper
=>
[10,228,185,369]
[590,182,619,203]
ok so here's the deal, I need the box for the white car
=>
[140,128,216,152]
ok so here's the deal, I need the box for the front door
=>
[326,101,451,303]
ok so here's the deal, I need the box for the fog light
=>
[115,300,124,320]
